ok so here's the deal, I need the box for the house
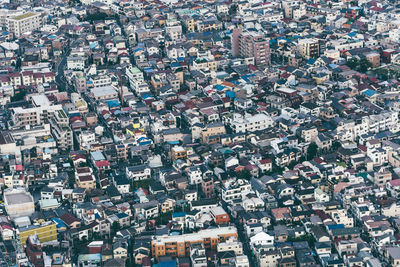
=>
[113,239,128,259]
[126,165,151,181]
[210,206,230,225]
[112,175,130,194]
[250,232,274,249]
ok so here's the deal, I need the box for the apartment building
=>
[151,226,238,259]
[11,104,63,128]
[201,122,226,144]
[125,165,151,181]
[228,113,274,133]
[232,29,270,66]
[4,188,35,219]
[17,221,57,246]
[221,179,252,203]
[50,109,73,150]
[7,12,43,37]
[298,38,319,59]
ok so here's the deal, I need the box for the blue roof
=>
[362,89,377,97]
[170,62,181,68]
[307,58,316,65]
[327,224,344,230]
[225,91,235,98]
[142,94,153,99]
[241,76,250,82]
[106,100,120,107]
[159,260,177,267]
[347,31,357,37]
[216,84,225,91]
[51,217,66,228]
[172,212,186,218]
[167,140,180,145]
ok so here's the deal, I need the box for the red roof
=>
[95,160,110,168]
[389,179,400,187]
[259,159,272,164]
[60,213,80,225]
[16,164,24,171]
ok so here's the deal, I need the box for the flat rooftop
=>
[12,12,37,21]
[152,226,237,245]
[5,192,33,205]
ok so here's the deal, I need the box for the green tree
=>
[236,169,252,180]
[307,142,318,160]
[346,58,359,70]
[111,221,121,233]
[11,91,26,102]
[359,58,372,73]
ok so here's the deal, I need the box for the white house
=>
[250,232,274,248]
[314,188,330,203]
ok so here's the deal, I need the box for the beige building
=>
[4,188,35,219]
[7,12,43,37]
[201,123,226,144]
[298,38,319,59]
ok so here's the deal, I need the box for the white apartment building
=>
[79,131,96,148]
[67,56,85,70]
[187,166,202,185]
[217,239,243,255]
[221,179,252,203]
[90,75,112,88]
[228,113,274,133]
[11,105,63,128]
[336,111,399,142]
[50,109,73,150]
[7,12,43,37]
[329,209,354,228]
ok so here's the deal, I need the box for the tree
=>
[85,12,108,22]
[307,142,318,160]
[331,140,341,151]
[176,117,181,128]
[111,221,121,233]
[346,58,359,70]
[11,91,26,102]
[359,58,372,73]
[236,169,252,180]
